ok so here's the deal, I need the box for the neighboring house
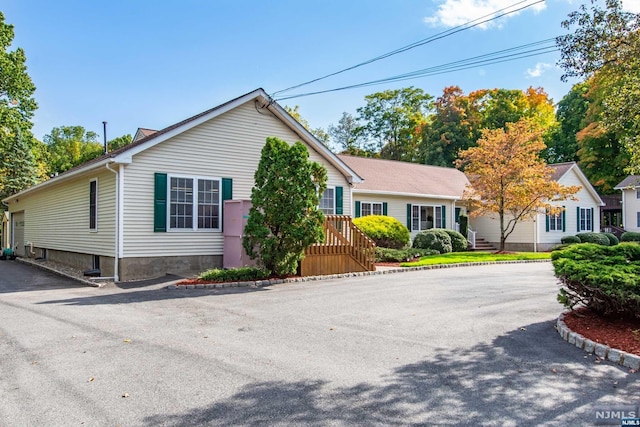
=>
[337,155,470,238]
[469,162,604,251]
[614,175,640,233]
[3,89,361,281]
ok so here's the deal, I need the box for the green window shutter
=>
[545,209,550,232]
[383,202,388,216]
[441,205,446,228]
[590,207,594,231]
[562,206,566,232]
[576,207,580,232]
[335,186,343,215]
[355,201,361,218]
[406,204,412,230]
[154,173,167,232]
[222,178,233,201]
[221,178,232,232]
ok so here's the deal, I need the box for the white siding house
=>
[3,89,361,281]
[469,162,604,251]
[614,176,640,233]
[337,155,469,239]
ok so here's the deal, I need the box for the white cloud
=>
[424,0,547,29]
[526,62,552,78]
[622,0,640,13]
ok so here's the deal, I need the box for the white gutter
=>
[353,189,462,200]
[105,162,120,282]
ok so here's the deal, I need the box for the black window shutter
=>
[383,202,388,216]
[355,201,361,218]
[335,186,343,215]
[154,173,167,232]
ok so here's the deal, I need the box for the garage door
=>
[12,212,25,256]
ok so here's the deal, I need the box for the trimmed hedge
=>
[553,243,640,318]
[575,232,611,246]
[602,232,619,246]
[621,231,640,242]
[442,229,468,252]
[459,214,469,238]
[560,235,581,244]
[412,229,452,254]
[353,215,410,249]
[375,247,438,262]
[199,267,270,282]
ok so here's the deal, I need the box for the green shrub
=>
[603,232,619,246]
[553,243,640,318]
[621,231,640,242]
[560,235,581,244]
[353,215,410,249]
[575,232,610,246]
[375,247,438,262]
[442,229,468,252]
[412,229,452,254]
[199,266,270,282]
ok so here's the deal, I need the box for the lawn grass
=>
[400,251,551,267]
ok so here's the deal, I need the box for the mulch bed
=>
[563,308,640,356]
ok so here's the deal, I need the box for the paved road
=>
[0,260,637,426]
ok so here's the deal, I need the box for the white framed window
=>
[89,179,98,231]
[411,205,443,231]
[320,187,335,215]
[548,213,562,231]
[361,202,383,217]
[578,207,592,232]
[169,175,220,230]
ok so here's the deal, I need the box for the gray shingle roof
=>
[614,175,640,189]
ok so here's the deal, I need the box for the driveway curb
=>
[556,313,640,371]
[167,259,551,290]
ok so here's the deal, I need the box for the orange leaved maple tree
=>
[456,119,580,251]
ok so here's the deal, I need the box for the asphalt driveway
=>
[0,260,637,426]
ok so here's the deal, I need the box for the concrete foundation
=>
[118,255,222,282]
[40,248,115,277]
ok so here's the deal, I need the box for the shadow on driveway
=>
[141,321,639,426]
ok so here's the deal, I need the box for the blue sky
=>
[4,0,640,143]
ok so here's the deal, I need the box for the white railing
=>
[467,227,476,250]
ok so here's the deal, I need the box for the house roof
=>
[132,127,158,142]
[337,155,469,200]
[549,162,605,206]
[4,88,362,202]
[614,175,640,189]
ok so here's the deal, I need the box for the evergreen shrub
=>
[553,243,640,318]
[412,229,452,254]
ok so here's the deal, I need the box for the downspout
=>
[106,162,120,282]
[533,209,538,253]
[2,200,8,248]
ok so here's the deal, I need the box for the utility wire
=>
[274,39,558,101]
[272,0,546,96]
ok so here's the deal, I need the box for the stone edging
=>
[556,313,640,371]
[167,259,551,290]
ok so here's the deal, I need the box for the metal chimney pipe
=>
[103,121,108,154]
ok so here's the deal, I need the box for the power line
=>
[274,39,558,101]
[272,0,546,97]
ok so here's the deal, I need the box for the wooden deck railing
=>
[300,215,376,276]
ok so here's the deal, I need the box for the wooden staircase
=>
[300,215,376,276]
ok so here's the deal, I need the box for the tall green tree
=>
[284,105,330,146]
[357,87,432,161]
[243,137,327,276]
[328,112,367,155]
[420,86,473,167]
[0,12,38,203]
[108,134,133,151]
[556,0,640,172]
[543,82,589,164]
[44,126,104,175]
